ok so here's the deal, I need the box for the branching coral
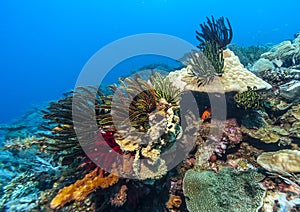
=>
[50,166,119,209]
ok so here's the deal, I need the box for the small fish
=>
[201,108,211,120]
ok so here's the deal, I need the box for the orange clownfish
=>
[201,108,211,120]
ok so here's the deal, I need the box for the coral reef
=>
[228,44,270,67]
[110,185,128,207]
[202,40,225,75]
[0,105,47,141]
[38,89,84,163]
[241,125,281,143]
[97,74,182,180]
[252,59,299,87]
[3,18,300,212]
[0,169,59,212]
[0,172,39,211]
[197,119,242,159]
[261,33,300,67]
[250,33,300,107]
[279,80,300,103]
[241,104,300,144]
[98,77,157,131]
[165,194,182,211]
[183,168,265,212]
[182,16,232,87]
[151,72,182,106]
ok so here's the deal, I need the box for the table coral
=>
[257,150,300,175]
[241,125,280,143]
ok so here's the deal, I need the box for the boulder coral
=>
[168,49,272,93]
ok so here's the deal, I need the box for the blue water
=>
[0,0,299,123]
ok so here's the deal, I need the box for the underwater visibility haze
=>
[1,0,300,211]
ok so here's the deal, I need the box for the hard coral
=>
[50,167,118,209]
[257,150,300,175]
[183,169,265,212]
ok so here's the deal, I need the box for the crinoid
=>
[202,41,224,75]
[39,86,104,164]
[195,16,233,76]
[185,51,218,87]
[97,75,157,131]
[196,16,233,50]
[150,72,182,106]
